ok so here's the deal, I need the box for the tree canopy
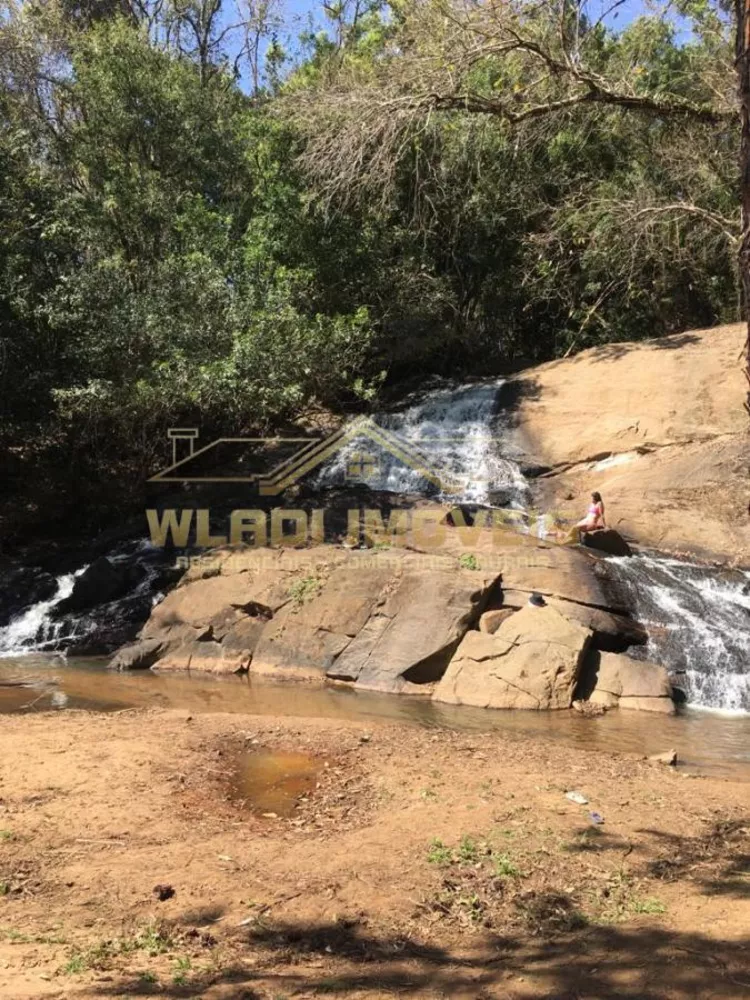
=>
[0,0,742,535]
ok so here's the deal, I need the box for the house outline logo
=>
[149,417,464,496]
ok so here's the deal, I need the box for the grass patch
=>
[288,576,322,605]
[632,896,667,915]
[459,553,480,571]
[60,921,175,975]
[493,854,523,878]
[172,955,192,985]
[426,838,453,866]
[458,835,480,863]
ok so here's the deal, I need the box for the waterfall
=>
[0,540,166,657]
[313,381,529,507]
[605,554,750,713]
[0,570,81,655]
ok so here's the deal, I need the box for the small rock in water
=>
[153,883,175,901]
[565,791,589,805]
[649,749,678,766]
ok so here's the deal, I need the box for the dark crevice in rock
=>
[401,640,463,685]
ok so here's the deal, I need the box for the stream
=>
[1,380,749,776]
[0,655,749,779]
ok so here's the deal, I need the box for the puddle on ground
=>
[230,750,322,817]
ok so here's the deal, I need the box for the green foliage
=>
[426,837,453,866]
[0,1,740,535]
[458,553,480,571]
[288,575,322,605]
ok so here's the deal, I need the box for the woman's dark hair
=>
[591,491,602,504]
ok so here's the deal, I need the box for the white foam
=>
[607,555,750,713]
[0,570,82,656]
[314,381,528,505]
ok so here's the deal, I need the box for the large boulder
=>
[433,604,592,710]
[54,557,135,615]
[112,547,498,690]
[582,651,675,714]
[325,566,492,692]
[109,540,645,698]
[498,589,646,650]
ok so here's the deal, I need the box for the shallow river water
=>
[2,655,749,780]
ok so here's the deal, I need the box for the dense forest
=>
[0,0,741,540]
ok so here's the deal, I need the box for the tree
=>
[291,1,747,403]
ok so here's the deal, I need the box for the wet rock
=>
[581,651,675,714]
[157,638,249,674]
[109,637,166,671]
[54,557,134,615]
[572,699,607,716]
[434,604,592,710]
[0,565,57,627]
[581,529,632,557]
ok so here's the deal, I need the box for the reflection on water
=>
[2,655,750,779]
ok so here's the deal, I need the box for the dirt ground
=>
[0,707,749,1000]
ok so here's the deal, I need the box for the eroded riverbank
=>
[0,707,749,999]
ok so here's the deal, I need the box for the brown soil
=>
[1,708,749,999]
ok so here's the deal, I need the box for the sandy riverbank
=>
[1,708,749,999]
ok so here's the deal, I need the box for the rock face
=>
[511,323,749,565]
[55,556,137,615]
[113,547,497,688]
[109,534,648,699]
[581,651,675,714]
[326,566,489,692]
[0,564,57,628]
[433,605,592,710]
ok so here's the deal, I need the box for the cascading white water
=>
[314,381,529,506]
[0,540,165,657]
[2,382,749,720]
[0,570,81,655]
[606,554,750,713]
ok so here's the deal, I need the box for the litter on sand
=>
[565,790,589,805]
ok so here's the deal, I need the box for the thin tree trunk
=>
[736,0,750,413]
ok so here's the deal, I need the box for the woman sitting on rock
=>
[576,491,606,533]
